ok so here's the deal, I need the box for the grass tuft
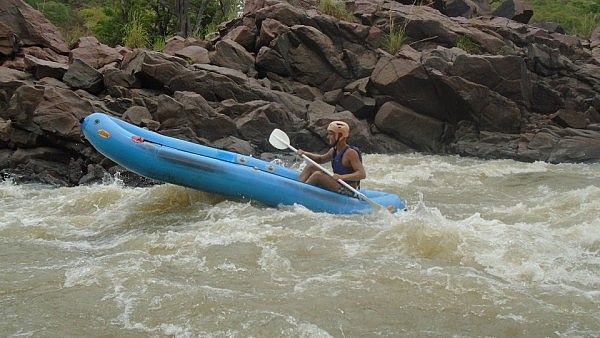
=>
[382,14,408,55]
[123,12,150,48]
[456,35,481,54]
[318,0,355,22]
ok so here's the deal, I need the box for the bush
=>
[91,7,125,46]
[123,12,150,49]
[26,0,70,25]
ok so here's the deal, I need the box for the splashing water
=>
[1,154,599,337]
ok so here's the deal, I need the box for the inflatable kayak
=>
[80,112,405,214]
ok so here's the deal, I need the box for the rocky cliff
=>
[1,0,599,186]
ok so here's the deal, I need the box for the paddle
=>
[269,128,387,212]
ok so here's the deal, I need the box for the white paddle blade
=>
[269,129,291,150]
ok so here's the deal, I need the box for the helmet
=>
[327,120,350,138]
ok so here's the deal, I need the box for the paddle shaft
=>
[277,137,382,210]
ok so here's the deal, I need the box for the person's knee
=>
[306,171,323,184]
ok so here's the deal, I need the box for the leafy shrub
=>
[90,6,125,46]
[26,0,70,24]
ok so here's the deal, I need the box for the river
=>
[1,153,599,337]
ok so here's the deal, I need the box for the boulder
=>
[546,128,600,163]
[552,108,588,129]
[70,37,122,69]
[122,106,153,125]
[256,46,290,76]
[0,22,19,57]
[431,70,521,133]
[164,36,186,55]
[257,18,290,48]
[530,80,563,115]
[264,24,352,90]
[435,0,491,18]
[121,50,189,89]
[532,22,566,34]
[6,85,92,140]
[0,0,69,56]
[338,91,376,119]
[224,25,256,52]
[375,101,448,152]
[102,67,140,89]
[63,59,104,94]
[0,66,32,103]
[173,91,237,141]
[0,118,10,144]
[492,0,533,24]
[368,56,446,120]
[24,54,68,80]
[213,136,255,155]
[210,39,257,76]
[235,101,299,149]
[174,45,210,64]
[447,54,531,105]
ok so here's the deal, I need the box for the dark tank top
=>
[331,145,362,187]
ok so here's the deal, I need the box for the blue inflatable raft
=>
[81,112,405,214]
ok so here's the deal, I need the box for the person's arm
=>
[297,148,333,164]
[334,149,366,181]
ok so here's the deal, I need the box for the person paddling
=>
[298,121,365,196]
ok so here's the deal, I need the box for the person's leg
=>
[299,163,320,182]
[305,171,341,192]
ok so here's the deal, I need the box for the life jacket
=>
[331,145,362,188]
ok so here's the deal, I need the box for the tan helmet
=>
[327,120,350,138]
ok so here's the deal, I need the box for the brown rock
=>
[492,0,533,24]
[447,54,530,105]
[70,36,122,69]
[0,21,19,57]
[431,70,521,133]
[211,39,257,77]
[552,108,587,129]
[121,50,189,89]
[0,66,32,102]
[24,54,68,80]
[174,46,210,64]
[369,56,445,120]
[0,0,69,55]
[375,101,447,152]
[164,36,186,55]
[6,85,92,141]
[122,106,152,125]
[63,59,104,94]
[257,18,289,47]
[224,25,256,52]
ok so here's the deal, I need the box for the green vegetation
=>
[456,35,481,54]
[491,0,600,38]
[152,36,166,52]
[318,0,354,22]
[529,0,599,37]
[382,15,408,55]
[24,0,243,47]
[123,12,150,48]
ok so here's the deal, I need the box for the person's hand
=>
[297,149,305,156]
[332,173,342,181]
